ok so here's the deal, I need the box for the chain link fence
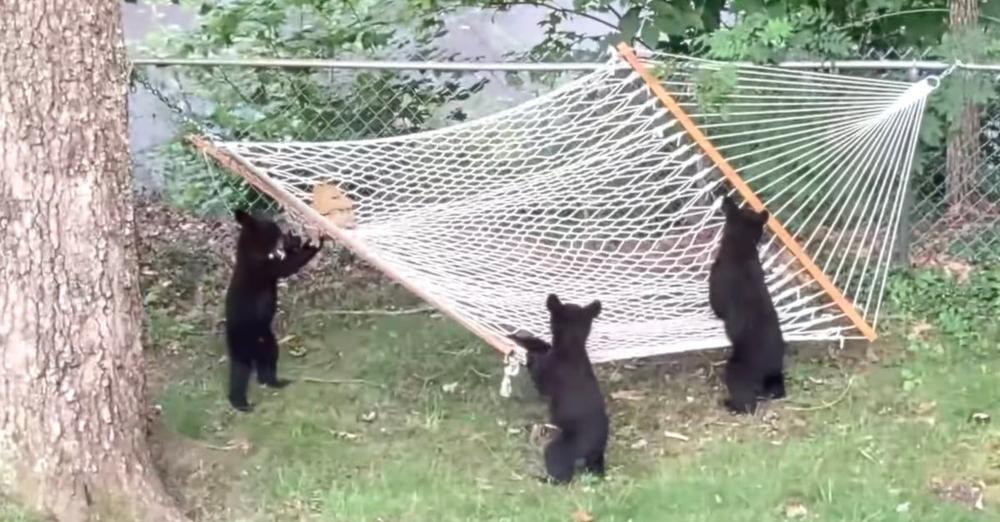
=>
[909,95,1000,264]
[127,49,1000,266]
[129,60,595,213]
[835,51,1000,265]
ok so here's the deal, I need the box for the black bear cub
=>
[709,195,787,414]
[226,209,322,412]
[508,294,608,484]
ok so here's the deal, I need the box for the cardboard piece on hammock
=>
[312,182,357,230]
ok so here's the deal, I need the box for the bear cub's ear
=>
[755,208,770,225]
[546,293,563,314]
[584,300,602,319]
[234,209,253,227]
[720,195,739,218]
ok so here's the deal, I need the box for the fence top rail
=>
[129,57,608,71]
[130,56,1000,72]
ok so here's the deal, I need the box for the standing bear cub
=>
[226,209,322,412]
[709,196,787,414]
[508,294,608,484]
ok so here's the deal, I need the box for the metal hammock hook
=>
[925,60,964,90]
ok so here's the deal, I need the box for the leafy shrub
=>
[886,265,1000,350]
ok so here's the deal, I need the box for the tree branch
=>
[484,0,623,35]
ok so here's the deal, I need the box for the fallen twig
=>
[697,353,723,380]
[467,366,491,379]
[858,447,878,464]
[663,430,691,442]
[192,440,238,451]
[302,306,435,317]
[785,376,854,412]
[298,376,386,388]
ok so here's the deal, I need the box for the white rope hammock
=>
[191,44,937,365]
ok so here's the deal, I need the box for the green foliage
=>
[158,0,443,57]
[692,64,738,115]
[159,141,269,215]
[474,0,723,59]
[137,0,484,214]
[698,7,857,62]
[469,0,958,62]
[0,500,43,522]
[910,25,1000,197]
[931,26,1000,128]
[699,12,790,62]
[887,266,1000,350]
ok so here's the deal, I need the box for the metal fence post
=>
[892,66,922,267]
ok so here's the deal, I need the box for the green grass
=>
[150,281,1000,522]
[0,499,43,522]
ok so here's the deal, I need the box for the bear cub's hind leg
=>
[256,332,291,388]
[228,351,254,412]
[763,372,786,399]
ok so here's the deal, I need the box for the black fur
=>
[508,294,608,484]
[708,196,787,414]
[225,209,322,412]
[508,332,554,397]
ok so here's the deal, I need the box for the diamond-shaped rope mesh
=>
[193,49,933,363]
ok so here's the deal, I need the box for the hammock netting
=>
[198,47,934,363]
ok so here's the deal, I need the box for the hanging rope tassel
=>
[498,353,520,398]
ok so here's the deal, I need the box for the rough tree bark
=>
[945,0,982,214]
[0,1,188,521]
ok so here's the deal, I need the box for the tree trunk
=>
[0,1,188,521]
[945,0,982,214]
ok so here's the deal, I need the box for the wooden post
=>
[186,135,515,356]
[615,43,878,342]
